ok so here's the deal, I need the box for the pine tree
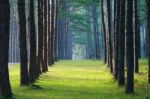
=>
[125,0,134,94]
[0,0,12,97]
[18,0,29,85]
[29,0,37,83]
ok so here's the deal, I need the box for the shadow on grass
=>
[29,84,43,90]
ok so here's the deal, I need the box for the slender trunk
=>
[147,0,150,84]
[50,0,55,65]
[48,0,51,65]
[101,0,107,63]
[106,0,113,73]
[37,0,43,75]
[40,0,45,72]
[92,3,99,59]
[43,0,48,72]
[54,0,59,61]
[114,0,120,79]
[134,0,139,73]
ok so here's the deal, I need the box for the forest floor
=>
[9,60,150,99]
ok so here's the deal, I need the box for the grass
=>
[7,59,150,99]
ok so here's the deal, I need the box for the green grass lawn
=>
[8,60,150,99]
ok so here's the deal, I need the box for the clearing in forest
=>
[10,60,150,99]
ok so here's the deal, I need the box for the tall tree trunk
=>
[134,0,139,73]
[118,0,125,86]
[18,0,29,85]
[50,0,55,65]
[29,0,37,83]
[101,0,107,63]
[92,3,99,59]
[137,25,141,58]
[43,0,48,72]
[114,0,120,79]
[54,0,59,61]
[48,0,51,65]
[125,0,134,94]
[0,0,12,97]
[147,0,150,84]
[40,0,45,72]
[37,0,43,75]
[106,0,113,73]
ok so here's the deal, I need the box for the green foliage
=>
[58,0,100,45]
[9,59,150,99]
[138,0,147,24]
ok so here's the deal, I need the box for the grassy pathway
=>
[10,60,150,99]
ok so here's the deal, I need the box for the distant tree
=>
[0,0,12,97]
[18,0,29,85]
[101,0,107,63]
[125,0,134,94]
[147,0,150,84]
[92,3,100,59]
[29,0,37,83]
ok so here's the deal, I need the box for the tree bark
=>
[29,0,37,83]
[18,0,29,85]
[147,0,150,84]
[125,0,134,94]
[43,0,48,72]
[92,3,99,59]
[134,0,139,73]
[50,0,55,65]
[118,0,125,86]
[101,0,107,63]
[114,0,120,79]
[48,0,51,65]
[37,0,42,75]
[106,0,113,73]
[0,0,12,97]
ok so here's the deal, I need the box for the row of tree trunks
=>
[102,0,140,94]
[57,0,71,60]
[92,3,100,59]
[0,0,58,97]
[0,0,12,97]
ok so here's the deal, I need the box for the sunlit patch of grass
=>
[8,59,150,99]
